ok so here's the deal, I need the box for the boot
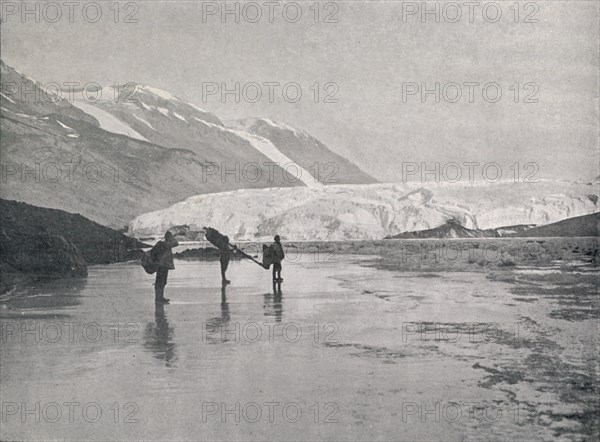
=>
[155,286,169,303]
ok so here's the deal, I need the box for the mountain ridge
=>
[70,83,376,186]
[2,59,377,227]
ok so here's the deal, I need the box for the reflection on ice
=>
[143,303,177,367]
[263,283,283,322]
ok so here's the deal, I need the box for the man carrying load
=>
[271,235,285,283]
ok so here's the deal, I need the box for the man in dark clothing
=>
[151,231,179,303]
[218,236,237,285]
[271,235,284,283]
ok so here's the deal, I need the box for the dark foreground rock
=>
[0,199,148,265]
[0,199,148,294]
[2,234,88,277]
[0,234,87,294]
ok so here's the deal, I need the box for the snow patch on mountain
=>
[189,103,208,113]
[132,114,155,130]
[172,111,187,122]
[128,181,598,241]
[0,92,15,104]
[72,100,149,142]
[1,107,37,119]
[56,120,73,131]
[189,118,321,188]
[258,118,309,138]
[227,117,376,185]
[157,107,170,118]
[228,117,308,138]
[140,86,179,101]
[228,129,322,189]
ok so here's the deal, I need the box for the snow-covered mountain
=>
[128,181,599,240]
[0,61,299,227]
[0,59,372,227]
[72,85,375,185]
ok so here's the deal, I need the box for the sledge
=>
[204,227,230,251]
[204,226,267,269]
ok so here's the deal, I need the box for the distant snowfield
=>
[128,181,599,241]
[191,118,321,187]
[228,128,322,188]
[72,100,149,142]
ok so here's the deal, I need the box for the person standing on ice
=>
[151,231,179,303]
[218,236,236,285]
[271,235,285,283]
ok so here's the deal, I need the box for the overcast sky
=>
[2,1,598,182]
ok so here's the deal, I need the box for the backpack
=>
[272,243,284,262]
[262,244,273,268]
[141,250,158,274]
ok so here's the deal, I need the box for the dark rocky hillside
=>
[508,212,599,238]
[0,199,147,266]
[385,219,500,239]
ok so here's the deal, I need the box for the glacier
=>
[128,181,599,241]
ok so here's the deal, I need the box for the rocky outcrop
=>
[508,212,599,238]
[386,212,600,239]
[0,199,147,265]
[0,199,148,294]
[385,219,500,239]
[1,233,87,278]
